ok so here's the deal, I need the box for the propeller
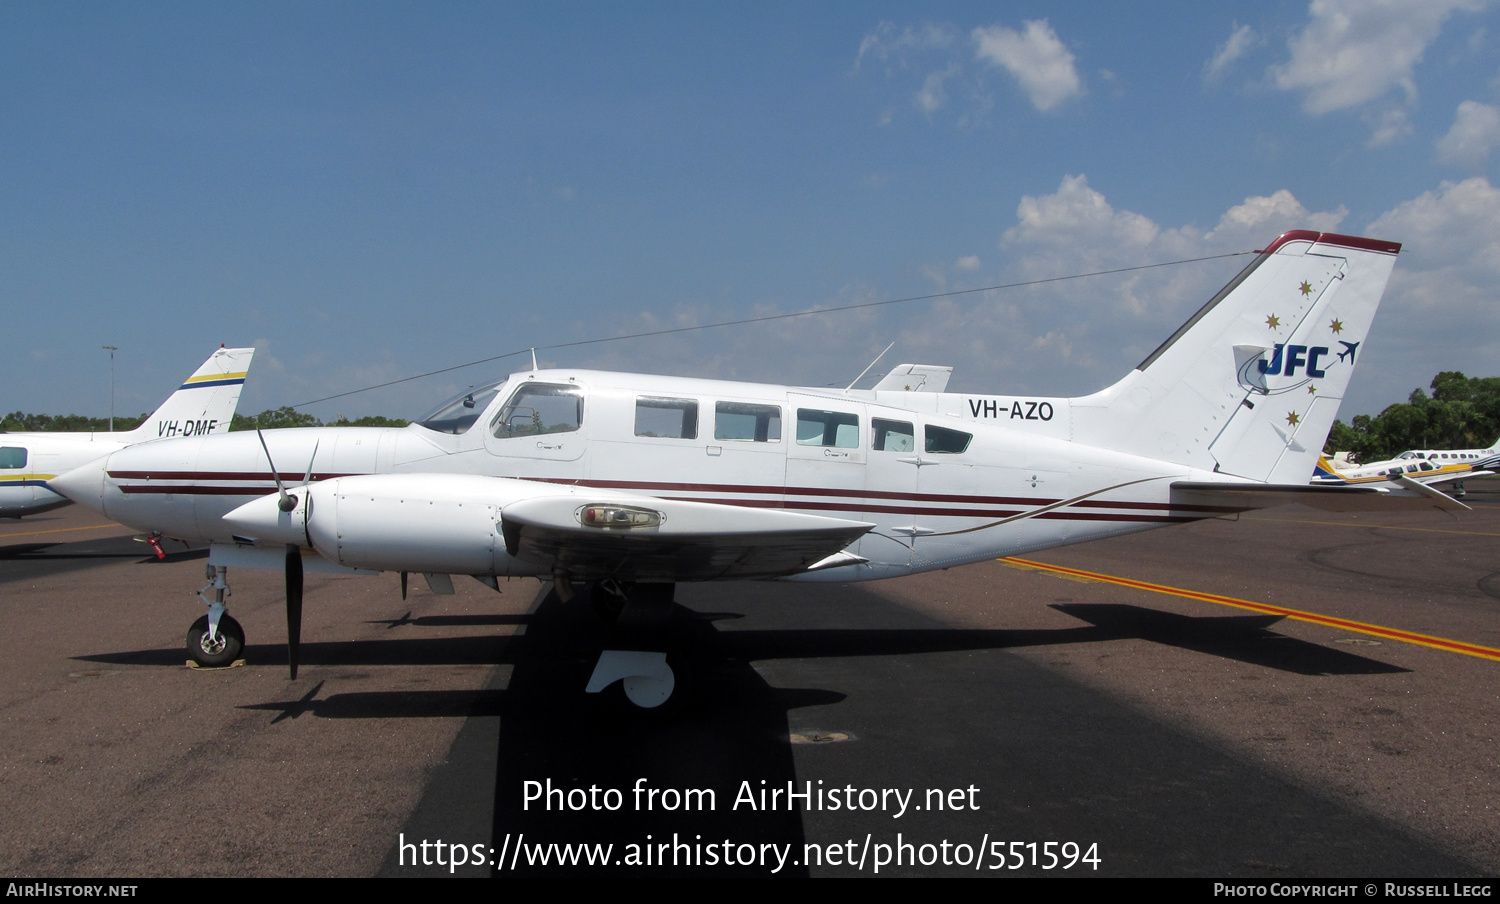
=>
[286,543,303,678]
[255,430,318,679]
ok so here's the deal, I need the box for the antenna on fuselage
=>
[844,341,896,394]
[530,347,538,371]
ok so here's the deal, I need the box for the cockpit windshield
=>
[416,381,505,434]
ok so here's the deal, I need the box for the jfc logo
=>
[1257,344,1330,378]
[1236,340,1359,396]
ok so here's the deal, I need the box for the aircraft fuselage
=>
[59,368,1228,581]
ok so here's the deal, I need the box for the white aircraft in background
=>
[1,347,255,518]
[1313,435,1500,498]
[53,232,1443,715]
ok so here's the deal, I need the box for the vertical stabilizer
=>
[119,347,256,442]
[1073,232,1400,482]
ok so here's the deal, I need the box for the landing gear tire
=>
[187,614,244,668]
[608,651,693,720]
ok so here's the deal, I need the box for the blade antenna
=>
[845,341,895,393]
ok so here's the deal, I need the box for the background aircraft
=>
[53,232,1444,715]
[0,347,255,517]
[1313,435,1500,498]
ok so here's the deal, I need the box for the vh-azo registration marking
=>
[967,398,1054,421]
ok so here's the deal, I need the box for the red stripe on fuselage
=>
[106,471,1226,524]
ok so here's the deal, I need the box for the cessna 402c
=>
[51,231,1441,715]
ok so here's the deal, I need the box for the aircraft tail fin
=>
[117,347,256,442]
[1311,455,1346,483]
[1072,231,1400,483]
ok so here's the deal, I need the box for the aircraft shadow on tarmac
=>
[75,585,1406,681]
[67,580,1471,876]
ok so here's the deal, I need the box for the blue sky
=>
[3,1,1498,423]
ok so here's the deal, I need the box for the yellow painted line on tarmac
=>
[1002,557,1500,663]
[0,522,124,539]
[1240,515,1500,538]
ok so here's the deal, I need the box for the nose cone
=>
[223,491,310,547]
[49,456,108,514]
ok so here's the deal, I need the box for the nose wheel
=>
[188,564,244,668]
[187,614,244,668]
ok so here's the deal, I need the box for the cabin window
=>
[416,382,504,434]
[925,424,972,454]
[872,419,915,452]
[0,447,25,469]
[796,409,859,448]
[715,402,781,442]
[492,384,584,438]
[635,397,698,439]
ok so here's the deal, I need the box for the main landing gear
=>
[577,580,693,719]
[188,564,244,668]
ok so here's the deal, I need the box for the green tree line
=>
[0,412,147,432]
[2,408,408,433]
[1326,372,1500,461]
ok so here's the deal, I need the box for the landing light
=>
[577,504,662,529]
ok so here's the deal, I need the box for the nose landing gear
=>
[188,564,245,668]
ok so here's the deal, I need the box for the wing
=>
[500,493,874,581]
[223,473,875,582]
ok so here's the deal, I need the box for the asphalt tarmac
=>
[2,483,1497,878]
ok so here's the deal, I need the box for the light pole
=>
[102,346,117,432]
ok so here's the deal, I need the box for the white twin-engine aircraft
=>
[1,346,255,518]
[1312,438,1500,499]
[52,231,1444,715]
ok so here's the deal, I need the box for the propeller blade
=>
[400,571,408,601]
[286,543,304,679]
[301,439,320,487]
[256,429,297,513]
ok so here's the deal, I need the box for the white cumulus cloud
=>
[1002,174,1159,258]
[1436,101,1500,167]
[1271,0,1481,115]
[917,65,958,114]
[856,21,957,70]
[1204,23,1260,81]
[1351,178,1500,412]
[972,20,1083,112]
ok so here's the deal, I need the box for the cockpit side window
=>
[0,447,26,469]
[417,382,504,434]
[635,397,699,439]
[925,424,972,454]
[492,384,584,439]
[872,419,914,452]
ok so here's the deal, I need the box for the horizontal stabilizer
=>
[873,364,953,393]
[1171,481,1469,513]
